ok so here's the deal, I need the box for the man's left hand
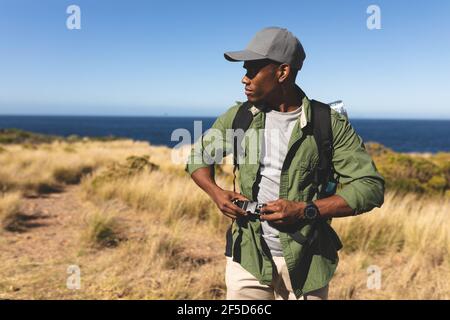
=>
[259,199,305,226]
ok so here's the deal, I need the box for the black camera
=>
[232,200,266,215]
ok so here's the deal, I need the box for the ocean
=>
[0,116,449,153]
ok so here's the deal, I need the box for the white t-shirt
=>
[257,105,303,257]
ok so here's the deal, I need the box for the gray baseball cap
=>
[224,27,306,69]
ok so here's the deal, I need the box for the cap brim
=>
[224,50,267,62]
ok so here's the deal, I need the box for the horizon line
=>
[1,114,450,121]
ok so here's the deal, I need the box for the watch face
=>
[305,206,317,219]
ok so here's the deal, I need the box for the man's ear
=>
[277,64,290,83]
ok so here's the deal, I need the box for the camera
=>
[232,200,266,215]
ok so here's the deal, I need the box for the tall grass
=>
[330,192,449,299]
[77,149,449,299]
[80,208,123,248]
[80,167,229,232]
[0,140,153,196]
[333,193,449,258]
[1,138,448,299]
[0,192,22,230]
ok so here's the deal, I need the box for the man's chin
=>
[246,96,263,106]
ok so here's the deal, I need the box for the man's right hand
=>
[190,166,249,220]
[211,189,249,219]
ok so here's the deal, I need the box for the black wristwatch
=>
[303,201,320,220]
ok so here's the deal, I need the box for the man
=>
[186,27,384,300]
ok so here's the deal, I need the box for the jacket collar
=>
[294,85,310,129]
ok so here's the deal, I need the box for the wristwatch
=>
[303,201,320,220]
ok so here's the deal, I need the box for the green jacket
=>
[186,95,385,298]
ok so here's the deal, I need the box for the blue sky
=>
[0,0,449,118]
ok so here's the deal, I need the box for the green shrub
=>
[0,128,60,144]
[366,143,449,195]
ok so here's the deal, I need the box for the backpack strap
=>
[310,99,334,199]
[231,101,256,192]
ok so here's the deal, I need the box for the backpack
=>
[231,99,336,199]
[225,99,343,256]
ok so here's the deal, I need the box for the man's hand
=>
[190,167,249,220]
[260,199,305,226]
[211,189,249,220]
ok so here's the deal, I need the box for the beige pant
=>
[225,256,328,300]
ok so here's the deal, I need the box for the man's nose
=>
[241,75,250,85]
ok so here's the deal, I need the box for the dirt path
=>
[1,185,227,299]
[0,185,87,298]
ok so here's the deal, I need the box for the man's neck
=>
[268,85,305,113]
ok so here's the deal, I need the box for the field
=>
[0,130,449,299]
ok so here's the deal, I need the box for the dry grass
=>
[0,139,152,196]
[331,192,449,299]
[72,218,227,299]
[0,139,448,299]
[80,208,124,249]
[81,169,225,230]
[0,192,22,230]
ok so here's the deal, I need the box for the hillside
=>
[0,130,448,299]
